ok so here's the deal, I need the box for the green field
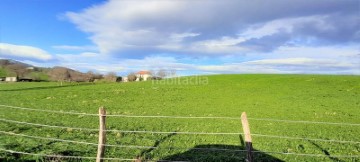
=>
[0,74,359,161]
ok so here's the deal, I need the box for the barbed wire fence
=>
[0,104,359,161]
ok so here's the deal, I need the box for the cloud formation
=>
[0,43,53,61]
[52,45,98,52]
[65,0,359,56]
[3,0,358,75]
[40,45,358,75]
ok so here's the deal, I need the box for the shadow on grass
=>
[138,133,177,159]
[0,83,94,92]
[135,134,284,162]
[1,142,86,162]
[307,140,344,162]
[160,144,284,162]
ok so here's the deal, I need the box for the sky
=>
[0,0,359,75]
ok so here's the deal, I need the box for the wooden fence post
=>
[96,107,106,162]
[241,112,253,162]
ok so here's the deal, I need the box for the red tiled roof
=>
[137,71,151,75]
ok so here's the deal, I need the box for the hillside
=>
[0,74,359,161]
[0,59,89,81]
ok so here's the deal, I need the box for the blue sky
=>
[0,0,359,75]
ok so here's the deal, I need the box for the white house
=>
[135,71,152,81]
[122,77,128,82]
[5,77,17,82]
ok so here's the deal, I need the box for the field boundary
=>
[1,104,360,161]
[1,118,359,144]
[1,104,359,126]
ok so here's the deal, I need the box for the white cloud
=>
[46,42,359,75]
[0,43,53,61]
[54,52,116,72]
[239,16,322,39]
[196,58,359,74]
[170,32,200,42]
[50,49,360,75]
[65,0,181,54]
[274,46,359,58]
[55,52,99,62]
[50,53,194,74]
[189,36,247,54]
[37,0,359,75]
[52,45,98,51]
[245,58,357,69]
[64,0,243,54]
[65,0,358,56]
[194,45,360,74]
[196,64,284,74]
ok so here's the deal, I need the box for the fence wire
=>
[1,104,359,126]
[1,118,359,144]
[1,104,360,161]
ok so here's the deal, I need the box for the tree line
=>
[0,59,175,83]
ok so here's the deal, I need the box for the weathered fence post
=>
[96,107,106,162]
[241,112,253,162]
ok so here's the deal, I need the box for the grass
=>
[0,74,359,161]
[0,68,7,78]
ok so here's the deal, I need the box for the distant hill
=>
[0,59,93,82]
[0,59,33,68]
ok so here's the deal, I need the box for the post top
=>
[99,107,106,115]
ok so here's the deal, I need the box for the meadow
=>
[0,74,359,161]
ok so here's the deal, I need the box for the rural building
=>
[0,77,5,81]
[122,77,128,82]
[135,71,152,81]
[5,77,18,82]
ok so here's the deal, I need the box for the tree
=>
[86,71,95,82]
[116,76,122,82]
[104,72,117,82]
[155,69,173,79]
[87,71,103,81]
[157,69,168,79]
[70,72,88,82]
[6,64,28,77]
[127,72,137,82]
[48,67,71,85]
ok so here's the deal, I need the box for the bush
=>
[104,72,117,82]
[29,72,49,81]
[127,73,137,82]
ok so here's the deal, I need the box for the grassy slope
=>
[0,68,7,77]
[0,74,359,161]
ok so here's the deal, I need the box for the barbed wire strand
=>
[1,104,359,126]
[0,105,98,116]
[251,134,360,144]
[0,118,242,135]
[0,118,96,131]
[247,118,360,126]
[0,131,155,149]
[254,151,360,158]
[0,131,249,152]
[1,118,359,144]
[0,148,136,161]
